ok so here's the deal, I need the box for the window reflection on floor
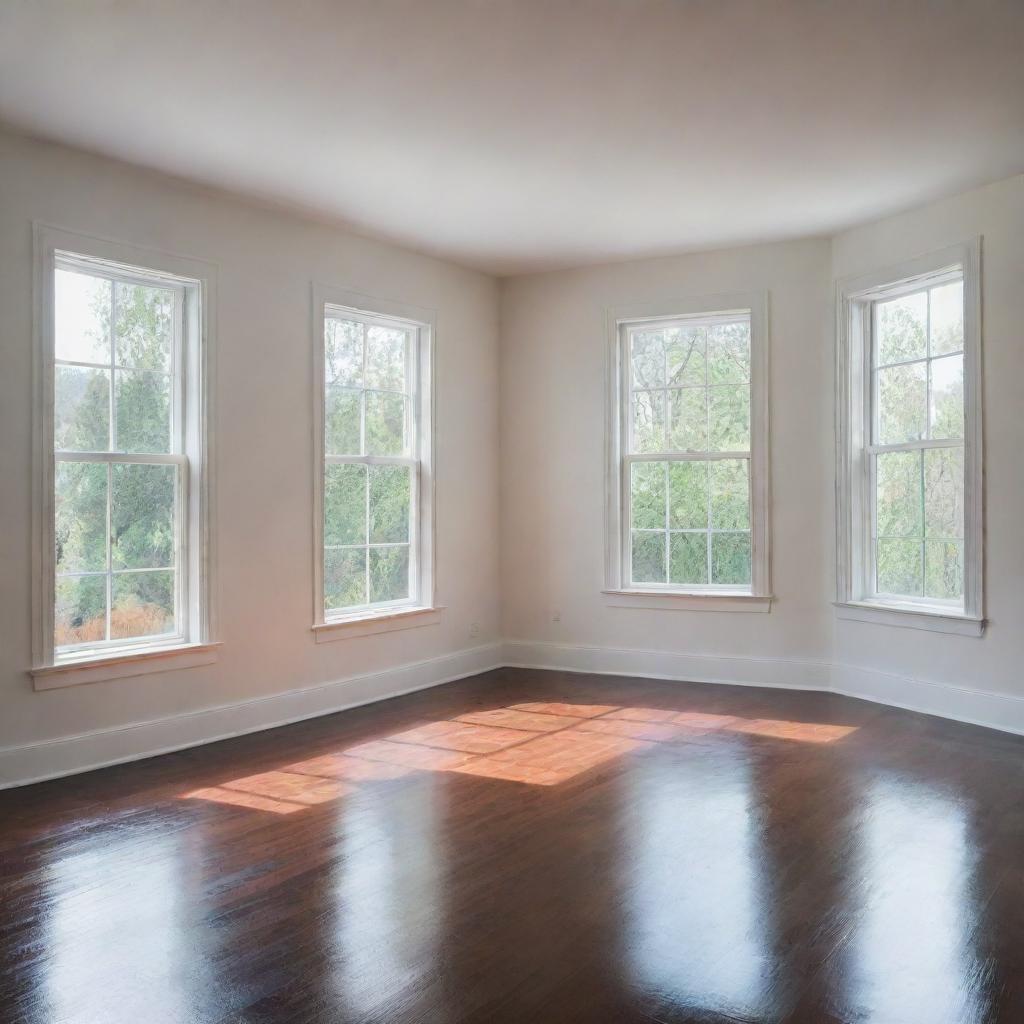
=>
[842,779,989,1023]
[329,784,441,1019]
[622,752,771,1020]
[43,834,198,1024]
[181,700,858,813]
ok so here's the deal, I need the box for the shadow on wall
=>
[182,702,858,814]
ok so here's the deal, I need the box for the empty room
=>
[1,2,1023,1022]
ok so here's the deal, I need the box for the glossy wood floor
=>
[3,668,1024,1024]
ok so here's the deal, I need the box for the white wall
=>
[499,238,835,687]
[830,175,1024,711]
[0,129,501,783]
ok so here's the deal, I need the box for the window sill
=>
[313,605,444,643]
[834,601,986,637]
[31,641,221,691]
[602,590,773,613]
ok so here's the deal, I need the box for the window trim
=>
[311,285,437,639]
[834,239,984,635]
[604,291,771,606]
[31,224,217,686]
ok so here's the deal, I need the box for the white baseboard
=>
[501,640,832,691]
[832,662,1024,737]
[0,643,502,789]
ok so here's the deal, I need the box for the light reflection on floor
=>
[330,779,441,1018]
[182,701,858,813]
[843,779,989,1023]
[625,749,769,1020]
[43,835,199,1024]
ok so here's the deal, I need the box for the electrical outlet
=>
[469,621,480,638]
[551,609,561,623]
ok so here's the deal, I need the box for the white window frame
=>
[311,285,438,641]
[604,292,771,611]
[835,240,984,637]
[31,225,218,689]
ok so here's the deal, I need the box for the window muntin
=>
[623,314,754,590]
[52,257,188,656]
[322,308,420,617]
[869,276,965,605]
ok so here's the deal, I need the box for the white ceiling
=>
[1,1,1022,275]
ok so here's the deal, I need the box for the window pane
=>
[668,461,708,529]
[55,365,110,451]
[876,539,922,596]
[326,547,366,610]
[365,391,406,456]
[876,451,922,538]
[707,322,750,385]
[633,390,666,453]
[326,318,363,386]
[669,532,707,585]
[924,447,964,539]
[708,385,749,451]
[929,354,963,440]
[325,464,366,546]
[115,282,172,371]
[325,387,361,455]
[111,463,175,570]
[929,281,963,357]
[668,388,707,451]
[369,465,411,543]
[925,540,963,601]
[111,570,175,640]
[631,531,665,583]
[711,533,751,585]
[876,292,926,365]
[55,574,107,647]
[876,362,927,444]
[666,327,705,386]
[710,459,749,530]
[55,462,107,574]
[365,326,407,391]
[55,269,110,364]
[369,546,410,603]
[631,461,665,530]
[631,330,665,389]
[114,370,171,453]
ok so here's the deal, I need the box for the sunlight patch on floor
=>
[182,699,859,811]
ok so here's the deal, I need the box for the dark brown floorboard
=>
[2,667,1023,1024]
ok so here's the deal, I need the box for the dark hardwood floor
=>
[2,667,1023,1024]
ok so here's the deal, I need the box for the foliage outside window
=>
[52,258,188,655]
[620,311,758,592]
[870,279,965,602]
[321,308,421,617]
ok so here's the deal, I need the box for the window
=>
[33,227,214,679]
[836,241,983,634]
[606,295,770,605]
[314,291,434,634]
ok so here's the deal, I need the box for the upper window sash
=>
[835,240,983,630]
[54,255,187,459]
